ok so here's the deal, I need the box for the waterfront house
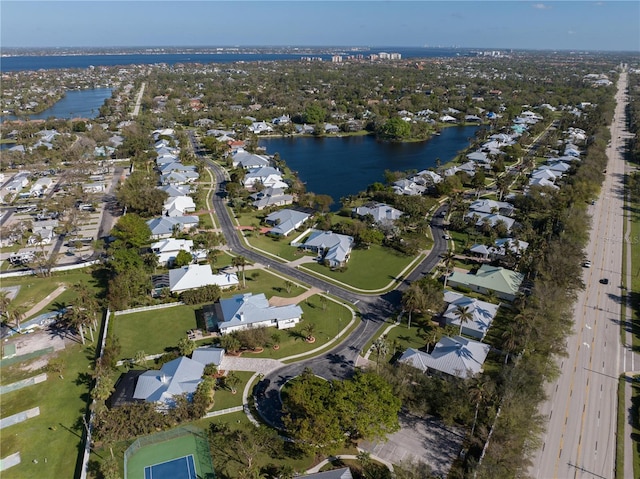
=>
[353,202,403,227]
[231,148,271,169]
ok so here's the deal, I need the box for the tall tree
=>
[401,283,426,329]
[454,304,473,336]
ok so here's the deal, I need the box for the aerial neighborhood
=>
[0,47,638,479]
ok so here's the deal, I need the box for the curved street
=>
[188,132,448,429]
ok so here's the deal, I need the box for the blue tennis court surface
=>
[144,454,196,479]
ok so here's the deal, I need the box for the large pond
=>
[259,125,479,207]
[1,88,112,122]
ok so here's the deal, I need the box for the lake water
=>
[1,88,112,122]
[259,126,479,207]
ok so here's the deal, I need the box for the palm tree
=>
[6,303,27,333]
[441,250,456,288]
[402,283,426,329]
[302,323,316,342]
[467,377,494,438]
[454,304,473,336]
[371,336,389,372]
[226,371,241,394]
[232,255,247,288]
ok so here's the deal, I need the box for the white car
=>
[443,234,451,240]
[582,260,591,268]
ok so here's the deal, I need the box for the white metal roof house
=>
[231,148,271,169]
[264,209,311,236]
[132,356,204,409]
[398,336,491,379]
[302,230,354,268]
[167,264,239,294]
[442,291,499,340]
[151,237,203,266]
[191,346,225,367]
[146,216,199,239]
[243,166,288,190]
[162,195,196,217]
[250,187,294,210]
[353,202,403,226]
[212,292,303,335]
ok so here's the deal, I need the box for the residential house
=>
[243,166,288,190]
[468,199,514,216]
[231,148,271,169]
[392,178,426,196]
[299,468,353,479]
[151,237,206,266]
[264,209,311,236]
[207,292,303,335]
[302,230,354,268]
[162,195,196,217]
[191,346,225,367]
[146,216,199,240]
[158,184,191,198]
[442,291,499,340]
[353,202,403,226]
[29,177,53,197]
[250,187,293,210]
[446,264,524,301]
[398,336,491,379]
[160,171,199,185]
[156,264,238,294]
[132,356,204,409]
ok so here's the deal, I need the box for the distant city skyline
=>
[1,1,639,52]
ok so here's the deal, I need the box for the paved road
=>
[187,131,448,429]
[530,70,638,479]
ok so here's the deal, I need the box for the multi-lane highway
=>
[530,70,637,479]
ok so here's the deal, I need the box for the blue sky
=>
[2,1,639,51]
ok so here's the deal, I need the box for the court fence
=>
[123,425,213,479]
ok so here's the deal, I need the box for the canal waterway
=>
[259,125,479,207]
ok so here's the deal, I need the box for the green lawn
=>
[241,230,311,261]
[1,271,100,320]
[301,244,417,291]
[0,342,93,479]
[210,371,254,411]
[112,290,354,362]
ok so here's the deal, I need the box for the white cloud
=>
[568,30,576,35]
[532,3,551,9]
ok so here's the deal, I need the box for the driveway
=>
[359,411,464,478]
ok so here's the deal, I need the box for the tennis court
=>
[144,454,196,479]
[124,427,215,479]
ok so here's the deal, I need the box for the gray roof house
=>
[447,264,524,302]
[250,187,293,210]
[302,230,354,268]
[353,202,403,226]
[212,292,303,335]
[146,216,199,239]
[265,209,311,236]
[191,346,225,367]
[299,468,353,479]
[442,290,500,340]
[231,148,271,169]
[133,356,205,409]
[468,199,514,216]
[398,336,491,379]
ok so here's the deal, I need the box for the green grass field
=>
[0,342,93,479]
[301,244,417,291]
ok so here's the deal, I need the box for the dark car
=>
[599,278,609,285]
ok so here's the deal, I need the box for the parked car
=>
[582,260,591,268]
[599,278,609,284]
